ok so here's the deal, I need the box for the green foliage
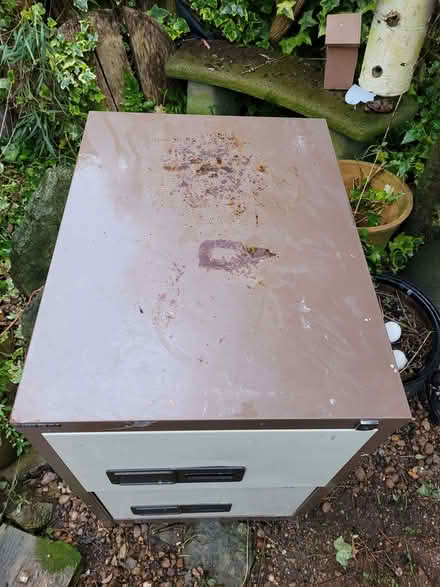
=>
[0,162,48,457]
[280,0,376,55]
[148,4,190,40]
[36,537,81,573]
[359,231,424,275]
[0,162,48,260]
[188,0,375,54]
[334,536,353,568]
[121,72,186,114]
[350,182,402,228]
[1,4,104,161]
[189,0,272,46]
[276,0,297,20]
[0,0,17,30]
[418,482,440,501]
[374,60,440,181]
[121,72,155,113]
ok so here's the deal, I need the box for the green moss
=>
[35,538,81,573]
[166,41,417,143]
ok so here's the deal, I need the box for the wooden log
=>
[89,10,131,111]
[59,13,130,111]
[122,7,175,104]
[270,0,306,42]
[0,524,81,586]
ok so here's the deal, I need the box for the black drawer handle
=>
[107,467,245,486]
[131,503,232,516]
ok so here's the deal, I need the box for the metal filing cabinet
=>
[12,113,411,521]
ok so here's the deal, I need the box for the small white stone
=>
[386,321,402,343]
[393,349,408,370]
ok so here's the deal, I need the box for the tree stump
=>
[122,7,175,104]
[89,10,131,111]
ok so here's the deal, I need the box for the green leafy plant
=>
[121,72,155,113]
[279,0,376,55]
[0,0,17,30]
[418,482,440,501]
[1,4,104,161]
[369,17,440,182]
[359,231,424,275]
[350,181,402,228]
[0,401,28,456]
[121,72,186,114]
[148,4,190,40]
[334,536,353,568]
[276,0,297,20]
[187,0,375,53]
[189,0,272,46]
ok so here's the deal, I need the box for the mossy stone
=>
[187,81,241,115]
[11,167,73,296]
[7,501,53,531]
[166,41,417,143]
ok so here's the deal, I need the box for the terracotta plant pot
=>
[338,160,413,247]
[0,431,16,469]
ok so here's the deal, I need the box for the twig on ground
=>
[400,331,432,374]
[240,521,251,587]
[353,94,403,216]
[242,55,286,74]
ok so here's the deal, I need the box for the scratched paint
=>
[199,240,276,274]
[162,132,267,209]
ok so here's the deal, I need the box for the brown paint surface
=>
[199,240,276,273]
[12,113,411,425]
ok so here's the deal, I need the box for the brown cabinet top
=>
[325,13,361,47]
[12,113,410,426]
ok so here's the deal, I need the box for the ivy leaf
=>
[318,0,341,36]
[298,9,317,30]
[401,128,421,144]
[359,0,377,14]
[149,4,169,24]
[221,3,246,18]
[279,30,311,54]
[334,536,353,568]
[73,0,88,11]
[276,0,297,20]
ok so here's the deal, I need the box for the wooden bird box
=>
[324,13,361,90]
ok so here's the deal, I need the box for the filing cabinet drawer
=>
[44,428,376,490]
[96,486,315,519]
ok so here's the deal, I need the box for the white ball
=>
[385,321,402,343]
[393,349,408,370]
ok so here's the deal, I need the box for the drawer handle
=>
[107,467,245,486]
[131,503,232,516]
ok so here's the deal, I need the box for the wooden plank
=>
[0,524,81,586]
[122,7,175,104]
[89,10,132,111]
[59,14,126,112]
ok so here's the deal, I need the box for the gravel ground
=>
[1,397,439,587]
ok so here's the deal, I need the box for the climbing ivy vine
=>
[188,0,376,52]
